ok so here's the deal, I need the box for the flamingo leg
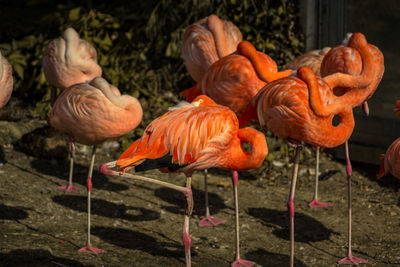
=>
[338,141,367,265]
[199,169,226,227]
[231,170,255,267]
[288,145,301,267]
[100,162,194,265]
[183,176,192,267]
[361,101,369,116]
[309,146,332,208]
[79,146,104,254]
[58,138,79,193]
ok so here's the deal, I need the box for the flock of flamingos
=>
[0,14,399,267]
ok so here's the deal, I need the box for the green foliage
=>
[0,0,304,151]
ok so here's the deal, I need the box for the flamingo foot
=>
[78,244,105,254]
[57,184,79,193]
[308,198,333,208]
[339,255,368,265]
[199,215,226,227]
[231,258,255,267]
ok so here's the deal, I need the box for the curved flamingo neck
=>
[238,102,258,127]
[298,66,346,117]
[207,15,230,58]
[234,127,268,170]
[323,33,377,101]
[237,41,292,82]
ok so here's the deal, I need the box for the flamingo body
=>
[183,41,291,114]
[49,77,143,145]
[286,47,331,76]
[182,14,242,82]
[0,52,13,108]
[43,28,102,90]
[248,74,354,148]
[116,95,267,174]
[378,137,400,180]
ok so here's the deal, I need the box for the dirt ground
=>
[0,134,399,267]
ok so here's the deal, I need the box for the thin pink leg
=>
[79,146,104,254]
[100,161,194,265]
[288,146,301,267]
[199,169,226,227]
[183,176,192,267]
[361,101,369,116]
[338,141,367,265]
[58,138,79,193]
[231,171,255,267]
[309,146,332,208]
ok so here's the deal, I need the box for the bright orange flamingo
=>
[182,14,242,83]
[43,27,102,193]
[49,77,143,254]
[378,137,400,180]
[0,51,13,109]
[182,41,292,114]
[378,102,400,180]
[182,40,290,226]
[182,14,242,226]
[286,35,384,208]
[101,95,268,267]
[240,33,377,266]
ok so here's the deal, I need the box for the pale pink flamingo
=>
[48,77,143,254]
[43,27,102,193]
[101,95,268,267]
[0,51,13,109]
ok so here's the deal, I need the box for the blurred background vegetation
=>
[0,0,305,176]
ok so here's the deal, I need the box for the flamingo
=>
[0,51,13,109]
[239,33,377,266]
[100,95,268,267]
[182,41,292,114]
[286,34,384,208]
[42,27,102,193]
[48,77,143,254]
[182,14,242,226]
[378,137,400,180]
[182,40,290,226]
[378,102,400,180]
[286,47,331,76]
[182,14,242,83]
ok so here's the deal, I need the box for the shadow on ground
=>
[248,207,339,243]
[246,248,307,267]
[91,226,186,259]
[52,195,160,221]
[154,186,227,216]
[30,159,129,191]
[0,249,89,267]
[0,204,28,220]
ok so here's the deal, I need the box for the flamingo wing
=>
[116,103,238,173]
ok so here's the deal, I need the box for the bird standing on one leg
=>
[49,77,143,254]
[182,14,243,226]
[239,32,378,267]
[101,95,268,267]
[43,27,102,193]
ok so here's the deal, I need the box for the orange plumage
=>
[378,137,400,180]
[116,95,268,175]
[182,41,292,114]
[240,33,376,148]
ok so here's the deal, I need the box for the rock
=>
[0,120,45,145]
[16,126,68,159]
